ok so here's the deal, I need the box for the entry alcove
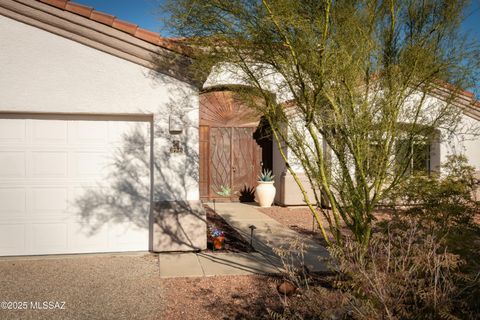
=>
[199,88,272,201]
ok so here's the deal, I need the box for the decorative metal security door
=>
[208,127,260,201]
[199,89,264,201]
[209,127,232,197]
[232,127,260,195]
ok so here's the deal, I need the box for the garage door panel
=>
[0,151,26,177]
[31,223,68,251]
[108,121,132,144]
[0,119,25,143]
[109,222,148,249]
[31,187,68,215]
[0,117,151,256]
[0,188,26,217]
[31,152,68,177]
[69,223,109,250]
[70,121,108,145]
[70,185,107,200]
[108,121,150,144]
[70,185,112,216]
[74,152,110,178]
[0,224,25,252]
[31,119,67,144]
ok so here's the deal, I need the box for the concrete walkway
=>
[209,202,329,273]
[158,203,329,278]
[158,252,278,278]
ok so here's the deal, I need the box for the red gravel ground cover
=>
[161,275,285,319]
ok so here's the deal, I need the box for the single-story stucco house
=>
[0,0,479,257]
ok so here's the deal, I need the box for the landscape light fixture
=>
[248,224,257,248]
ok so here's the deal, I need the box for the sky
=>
[463,1,480,46]
[76,0,167,34]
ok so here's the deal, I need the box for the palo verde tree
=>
[163,0,479,249]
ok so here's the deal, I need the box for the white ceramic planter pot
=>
[255,181,276,207]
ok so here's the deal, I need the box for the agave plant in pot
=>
[255,169,276,207]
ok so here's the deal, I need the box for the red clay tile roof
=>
[37,0,187,54]
[432,80,480,116]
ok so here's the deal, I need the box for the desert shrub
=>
[268,238,352,319]
[386,154,480,317]
[330,218,462,320]
[335,155,480,319]
[268,155,480,319]
[269,221,476,320]
[271,238,309,291]
[387,154,479,234]
[267,286,350,320]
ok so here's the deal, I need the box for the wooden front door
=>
[199,89,264,201]
[204,126,261,200]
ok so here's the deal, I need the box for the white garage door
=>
[0,115,151,256]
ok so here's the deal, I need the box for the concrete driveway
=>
[0,253,163,320]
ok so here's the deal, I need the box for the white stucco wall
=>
[0,15,199,201]
[440,113,480,172]
[203,62,294,103]
[375,92,480,173]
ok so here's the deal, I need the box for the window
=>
[395,139,432,175]
[412,143,431,173]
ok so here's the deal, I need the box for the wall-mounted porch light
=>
[169,115,183,134]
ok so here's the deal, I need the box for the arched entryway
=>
[199,89,272,201]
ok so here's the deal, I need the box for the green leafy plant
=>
[258,169,275,182]
[215,185,232,197]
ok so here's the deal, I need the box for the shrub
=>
[387,154,479,235]
[330,218,462,319]
[268,155,480,319]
